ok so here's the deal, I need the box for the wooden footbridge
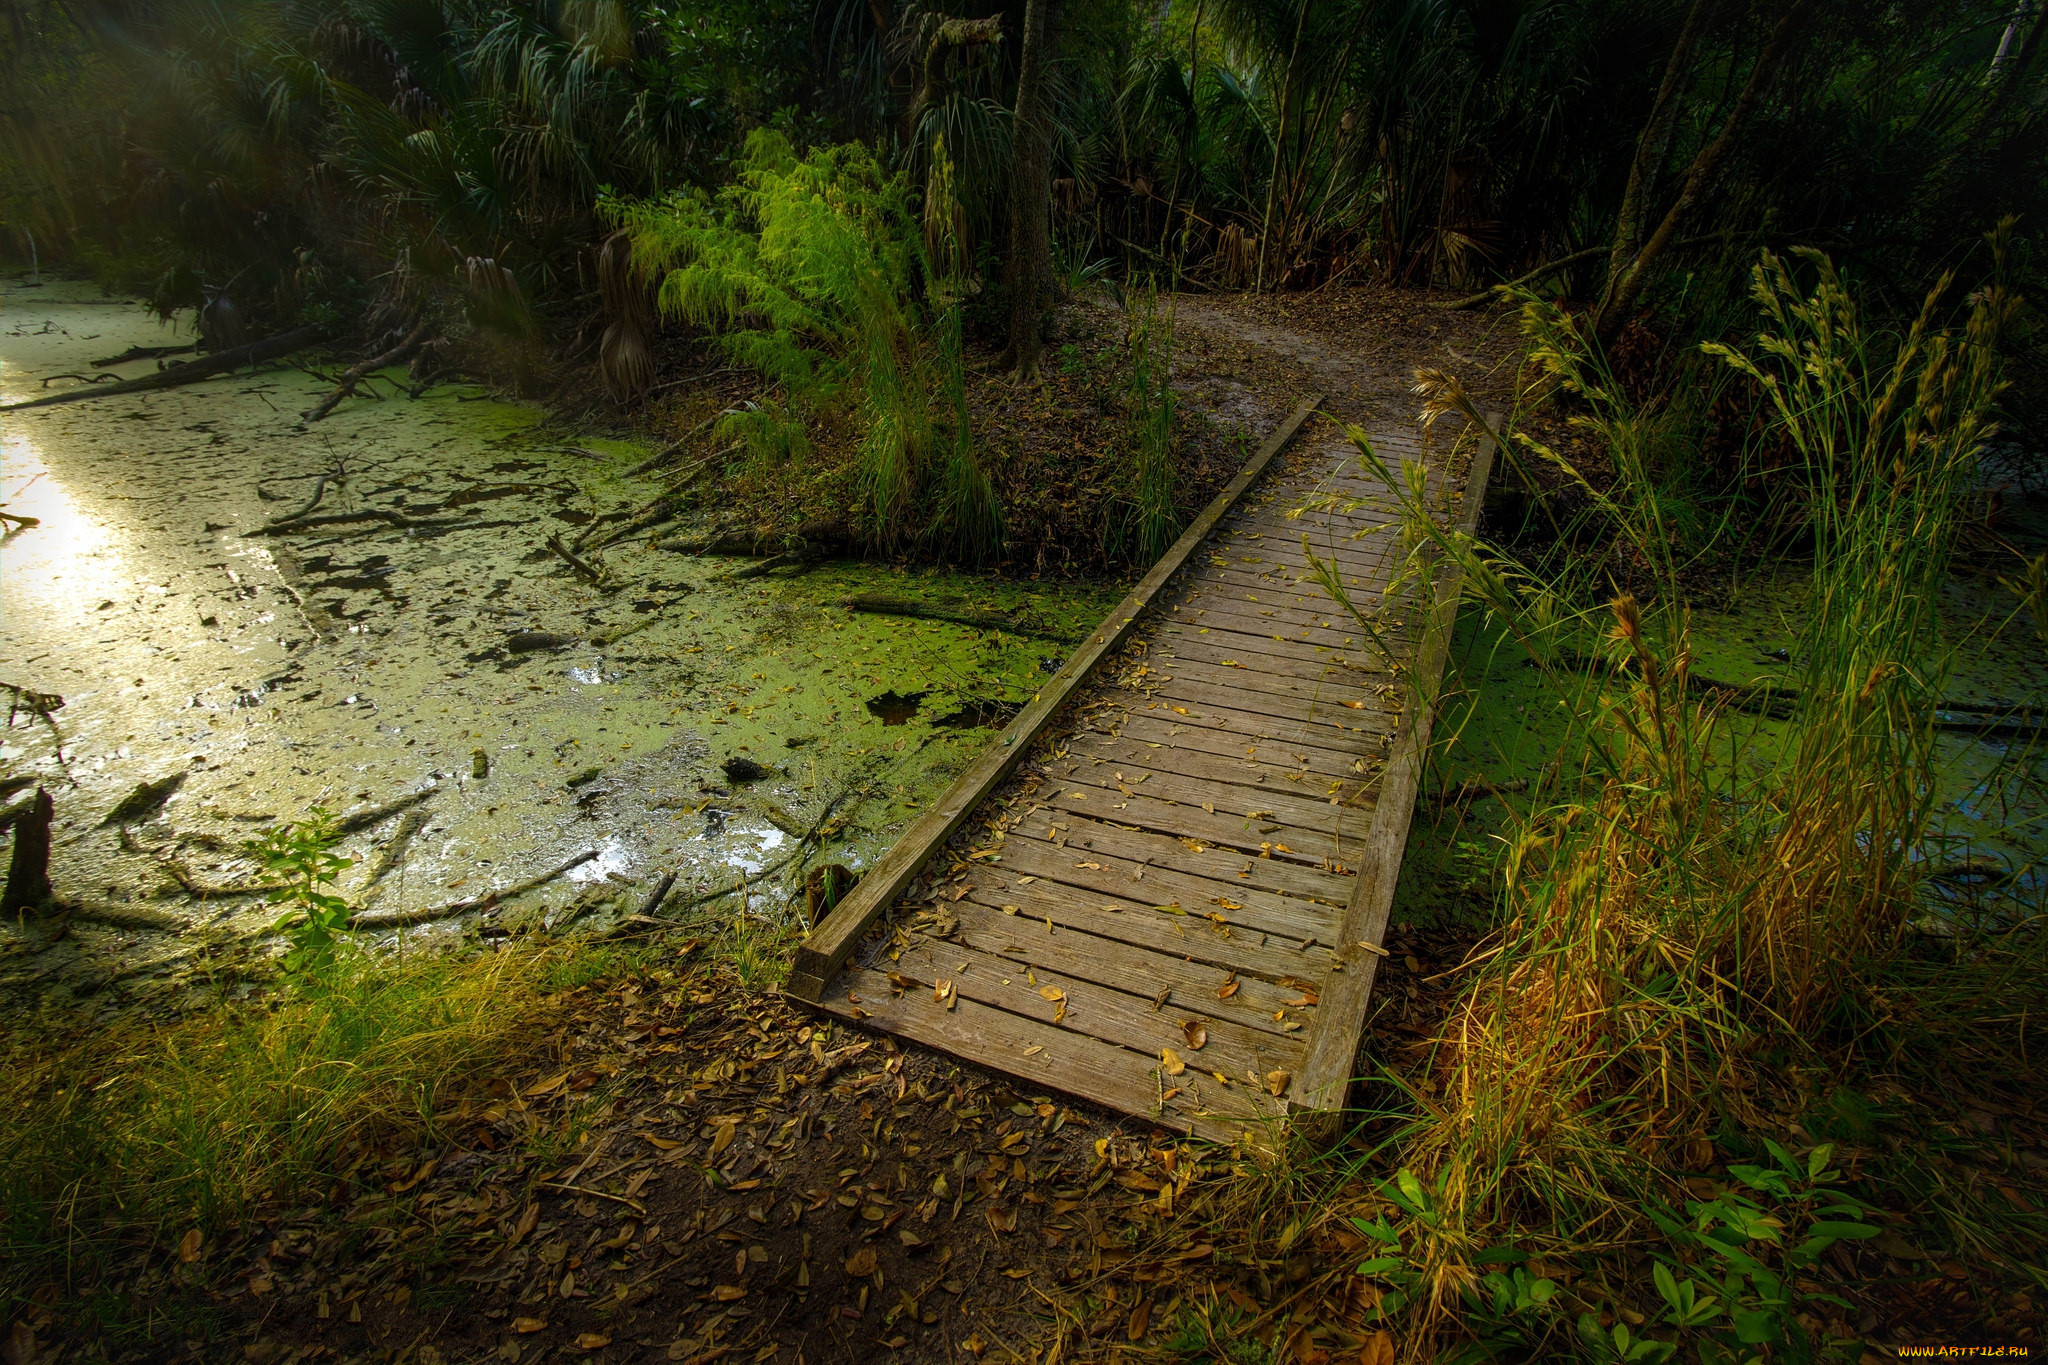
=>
[787,395,1494,1143]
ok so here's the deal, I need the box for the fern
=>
[602,129,1001,560]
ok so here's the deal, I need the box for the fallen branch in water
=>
[335,788,436,836]
[363,809,431,887]
[730,551,810,580]
[2,325,327,410]
[348,848,598,929]
[303,321,433,422]
[53,896,187,932]
[91,342,198,368]
[262,469,340,529]
[639,870,678,918]
[545,534,610,585]
[1549,650,2046,735]
[157,853,284,901]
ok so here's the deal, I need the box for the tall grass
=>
[0,948,557,1316]
[1113,282,1182,563]
[1278,234,2040,1357]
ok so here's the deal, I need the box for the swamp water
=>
[1397,559,2047,929]
[0,279,1121,1014]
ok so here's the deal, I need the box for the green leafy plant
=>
[244,808,354,975]
[1640,1141,1880,1364]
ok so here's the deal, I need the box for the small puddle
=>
[866,690,928,725]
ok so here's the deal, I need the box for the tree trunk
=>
[1006,0,1060,380]
[1255,0,1312,291]
[1602,0,1719,305]
[1593,2,1806,344]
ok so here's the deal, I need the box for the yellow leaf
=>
[524,1071,570,1098]
[511,1317,548,1334]
[1161,1048,1186,1076]
[709,1121,736,1158]
[575,1333,613,1350]
[1266,1070,1291,1097]
[712,1284,746,1301]
[1039,985,1065,1001]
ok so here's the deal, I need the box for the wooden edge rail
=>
[785,393,1325,1002]
[1289,416,1498,1131]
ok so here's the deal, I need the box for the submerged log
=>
[2,325,327,411]
[843,592,1079,641]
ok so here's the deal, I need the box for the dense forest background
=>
[5,0,2046,428]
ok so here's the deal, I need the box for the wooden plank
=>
[1015,807,1351,895]
[1129,678,1394,745]
[882,935,1305,1077]
[1149,654,1398,710]
[950,883,1332,989]
[1157,633,1393,679]
[1152,626,1388,674]
[994,823,1348,922]
[1102,710,1376,778]
[1292,427,1496,1121]
[1037,784,1351,865]
[935,896,1320,1031]
[787,395,1324,1000]
[819,967,1286,1142]
[1047,742,1378,828]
